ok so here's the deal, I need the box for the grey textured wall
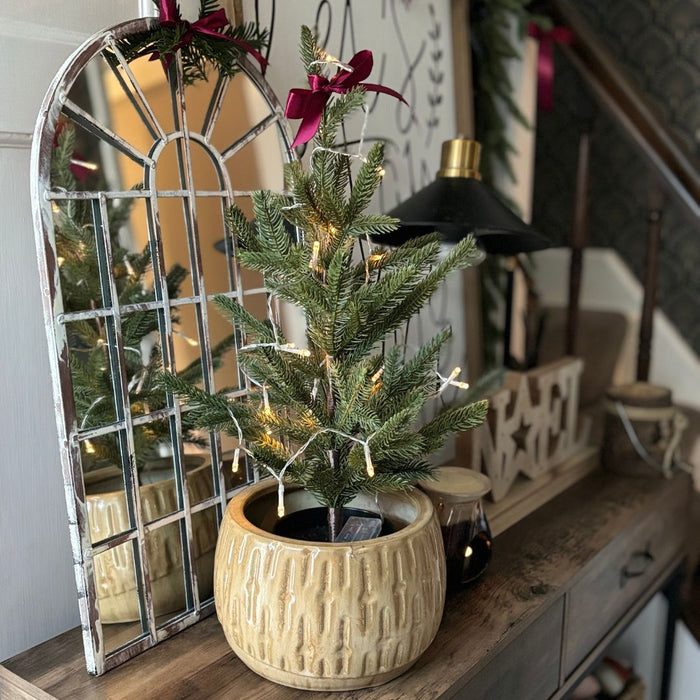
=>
[532,0,700,351]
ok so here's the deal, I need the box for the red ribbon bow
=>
[527,23,574,111]
[284,49,407,149]
[152,0,268,73]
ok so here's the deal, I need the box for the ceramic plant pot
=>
[214,481,446,691]
[85,458,217,623]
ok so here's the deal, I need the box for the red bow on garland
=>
[152,0,268,73]
[284,50,407,149]
[527,23,574,111]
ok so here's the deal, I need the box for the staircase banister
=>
[544,0,700,221]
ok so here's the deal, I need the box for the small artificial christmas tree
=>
[53,123,234,469]
[161,26,489,540]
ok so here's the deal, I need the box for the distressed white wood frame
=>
[31,17,293,675]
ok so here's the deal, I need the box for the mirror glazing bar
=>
[107,38,167,141]
[62,98,154,168]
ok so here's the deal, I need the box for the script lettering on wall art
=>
[463,358,591,501]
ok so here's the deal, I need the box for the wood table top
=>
[3,471,691,699]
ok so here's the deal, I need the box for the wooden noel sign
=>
[459,358,592,502]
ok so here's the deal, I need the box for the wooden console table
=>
[2,470,691,699]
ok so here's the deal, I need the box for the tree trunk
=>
[327,506,343,543]
[325,355,341,542]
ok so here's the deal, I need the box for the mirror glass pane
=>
[66,319,118,430]
[224,123,284,193]
[136,417,180,524]
[204,299,237,392]
[198,197,231,295]
[83,431,130,546]
[146,520,189,626]
[62,51,152,192]
[154,194,196,298]
[120,197,156,295]
[52,199,108,310]
[209,72,263,155]
[94,540,146,653]
[171,303,204,384]
[104,52,177,143]
[192,506,219,604]
[187,452,216,507]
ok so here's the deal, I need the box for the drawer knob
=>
[620,544,654,587]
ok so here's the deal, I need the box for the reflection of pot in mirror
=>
[85,457,217,623]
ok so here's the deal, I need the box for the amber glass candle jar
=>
[420,467,493,591]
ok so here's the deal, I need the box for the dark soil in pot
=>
[273,507,395,542]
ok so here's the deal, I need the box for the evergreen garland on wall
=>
[470,0,549,368]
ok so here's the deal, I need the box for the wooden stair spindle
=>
[637,190,663,381]
[567,128,592,356]
[548,0,699,222]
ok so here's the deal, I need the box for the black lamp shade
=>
[384,177,550,255]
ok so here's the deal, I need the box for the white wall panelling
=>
[0,1,139,662]
[0,35,84,134]
[0,146,79,660]
[0,3,139,35]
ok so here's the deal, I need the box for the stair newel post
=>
[637,189,663,381]
[567,128,592,356]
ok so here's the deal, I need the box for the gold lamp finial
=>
[437,139,482,180]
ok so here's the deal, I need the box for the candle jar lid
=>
[421,467,492,503]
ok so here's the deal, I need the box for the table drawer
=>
[562,482,686,677]
[455,599,563,700]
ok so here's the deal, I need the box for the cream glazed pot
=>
[214,481,446,691]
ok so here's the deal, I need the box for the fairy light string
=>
[437,366,468,394]
[238,341,311,358]
[369,359,470,398]
[234,356,378,518]
[309,239,321,270]
[225,405,246,474]
[309,50,355,73]
[273,427,379,517]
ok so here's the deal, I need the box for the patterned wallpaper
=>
[531,0,700,352]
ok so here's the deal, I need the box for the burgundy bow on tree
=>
[284,50,407,149]
[527,23,574,111]
[152,0,268,73]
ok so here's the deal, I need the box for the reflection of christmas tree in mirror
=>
[52,124,234,471]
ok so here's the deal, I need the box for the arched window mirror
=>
[31,17,293,674]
